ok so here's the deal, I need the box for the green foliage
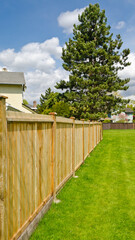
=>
[103,119,111,123]
[127,104,133,110]
[52,101,70,118]
[116,120,127,123]
[37,88,70,117]
[127,104,135,115]
[42,108,52,115]
[56,3,130,120]
[89,112,106,121]
[37,88,60,114]
[23,99,28,105]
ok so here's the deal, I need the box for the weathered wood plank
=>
[0,97,8,240]
[6,111,53,123]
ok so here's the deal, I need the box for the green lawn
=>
[30,130,135,240]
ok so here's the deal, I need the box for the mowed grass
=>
[30,130,135,240]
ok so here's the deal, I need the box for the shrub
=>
[103,120,111,123]
[116,120,127,123]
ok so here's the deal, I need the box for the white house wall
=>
[0,84,32,113]
[127,113,133,123]
[112,112,133,123]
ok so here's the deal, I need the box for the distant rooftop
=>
[125,108,134,113]
[0,71,25,86]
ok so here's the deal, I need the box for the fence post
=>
[88,120,90,154]
[101,123,103,140]
[49,112,60,203]
[96,123,97,145]
[0,96,7,240]
[81,119,84,163]
[70,117,75,177]
[92,123,94,150]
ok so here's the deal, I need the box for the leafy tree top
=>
[23,99,28,105]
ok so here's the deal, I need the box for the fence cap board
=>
[90,122,101,125]
[84,121,89,125]
[56,116,73,124]
[6,111,54,123]
[75,120,84,124]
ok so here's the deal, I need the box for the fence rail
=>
[0,96,103,240]
[103,123,135,130]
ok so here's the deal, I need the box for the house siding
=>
[126,113,133,123]
[0,84,31,113]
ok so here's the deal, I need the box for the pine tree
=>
[37,88,70,117]
[37,88,59,114]
[56,3,130,120]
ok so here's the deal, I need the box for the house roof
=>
[6,102,21,112]
[22,104,37,114]
[24,103,37,110]
[125,108,134,113]
[0,72,25,85]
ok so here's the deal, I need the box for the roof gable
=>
[125,108,134,113]
[0,72,25,85]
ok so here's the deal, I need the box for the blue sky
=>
[0,0,135,103]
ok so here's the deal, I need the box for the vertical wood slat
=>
[0,96,8,240]
[94,125,96,147]
[101,123,103,140]
[92,124,94,150]
[96,125,98,145]
[96,125,97,146]
[49,113,57,200]
[81,120,84,163]
[70,117,75,177]
[75,124,83,169]
[13,123,18,235]
[88,121,90,154]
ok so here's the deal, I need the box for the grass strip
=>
[30,130,135,240]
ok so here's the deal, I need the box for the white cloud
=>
[115,21,125,29]
[124,95,135,101]
[119,53,135,80]
[57,7,86,34]
[24,68,69,103]
[119,53,135,98]
[0,38,69,103]
[0,37,62,73]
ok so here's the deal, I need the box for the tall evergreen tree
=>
[56,3,130,119]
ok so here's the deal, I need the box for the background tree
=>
[37,88,70,117]
[37,88,59,114]
[56,3,130,120]
[51,101,70,118]
[23,99,29,105]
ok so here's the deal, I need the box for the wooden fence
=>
[0,96,103,240]
[103,123,135,130]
